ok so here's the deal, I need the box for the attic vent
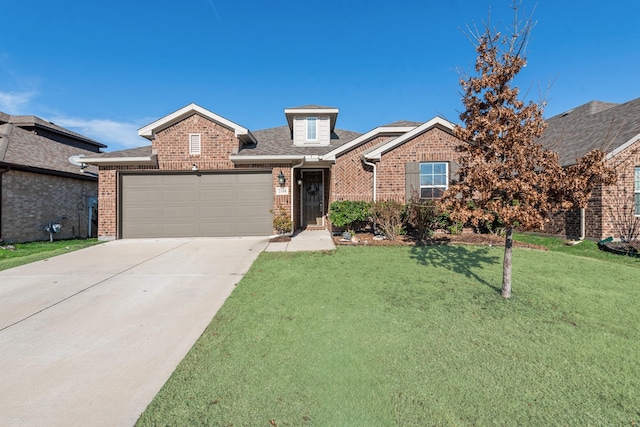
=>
[189,134,201,155]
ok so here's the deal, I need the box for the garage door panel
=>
[121,173,272,238]
[161,206,199,220]
[199,189,236,202]
[122,189,163,203]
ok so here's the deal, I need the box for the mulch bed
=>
[269,235,291,243]
[333,232,547,251]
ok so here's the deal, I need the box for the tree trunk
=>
[501,227,513,298]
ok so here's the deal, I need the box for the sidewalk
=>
[265,229,335,252]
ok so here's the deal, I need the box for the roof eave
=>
[322,126,416,161]
[363,117,456,160]
[606,133,640,160]
[82,155,158,166]
[138,103,254,142]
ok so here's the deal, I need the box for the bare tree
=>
[440,2,616,298]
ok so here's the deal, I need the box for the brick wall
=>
[377,127,462,202]
[1,170,97,243]
[153,113,238,170]
[542,142,640,241]
[331,135,394,203]
[601,142,640,239]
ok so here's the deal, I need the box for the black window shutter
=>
[405,162,420,201]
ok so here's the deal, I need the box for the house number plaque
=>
[276,187,289,195]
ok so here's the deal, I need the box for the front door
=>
[303,171,323,226]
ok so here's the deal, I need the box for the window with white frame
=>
[306,117,317,140]
[635,166,640,215]
[189,133,201,155]
[420,162,448,198]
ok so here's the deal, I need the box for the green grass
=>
[0,239,102,271]
[138,244,640,426]
[515,233,640,268]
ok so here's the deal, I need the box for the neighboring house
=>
[538,98,640,240]
[83,104,462,240]
[0,112,105,243]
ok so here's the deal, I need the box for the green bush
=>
[270,206,293,235]
[371,200,405,241]
[405,194,446,241]
[328,201,371,230]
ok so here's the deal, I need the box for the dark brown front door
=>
[303,171,323,226]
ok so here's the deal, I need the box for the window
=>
[306,117,317,140]
[420,162,448,198]
[189,134,201,155]
[635,167,640,215]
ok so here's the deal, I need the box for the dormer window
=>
[306,117,317,141]
[285,106,339,146]
[189,134,201,155]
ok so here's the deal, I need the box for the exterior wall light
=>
[192,164,199,171]
[277,170,285,186]
[297,178,303,186]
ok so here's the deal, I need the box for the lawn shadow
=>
[409,244,502,293]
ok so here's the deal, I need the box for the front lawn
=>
[138,244,640,426]
[0,239,101,271]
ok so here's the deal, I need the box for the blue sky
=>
[1,1,638,152]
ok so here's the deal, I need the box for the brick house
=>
[0,112,105,243]
[84,104,462,240]
[538,98,640,240]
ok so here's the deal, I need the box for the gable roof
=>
[363,116,456,160]
[322,124,417,161]
[138,103,257,144]
[0,123,98,178]
[538,98,640,166]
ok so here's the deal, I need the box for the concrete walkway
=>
[265,228,336,252]
[0,237,268,427]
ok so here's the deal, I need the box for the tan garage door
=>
[120,172,273,238]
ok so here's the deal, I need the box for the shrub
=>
[271,206,293,235]
[405,194,446,241]
[371,200,405,241]
[328,201,371,230]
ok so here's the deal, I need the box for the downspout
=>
[580,207,586,240]
[362,157,377,202]
[291,157,305,229]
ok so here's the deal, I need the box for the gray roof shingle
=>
[538,98,640,165]
[236,126,362,156]
[0,123,99,177]
[88,145,153,158]
[1,113,106,149]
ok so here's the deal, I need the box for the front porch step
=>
[304,225,326,231]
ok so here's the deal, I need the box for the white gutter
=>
[362,157,377,201]
[580,207,586,240]
[82,156,156,165]
[291,158,305,227]
[230,154,305,164]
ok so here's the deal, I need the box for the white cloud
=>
[51,117,148,152]
[0,90,36,114]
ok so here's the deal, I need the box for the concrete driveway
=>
[0,237,268,427]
